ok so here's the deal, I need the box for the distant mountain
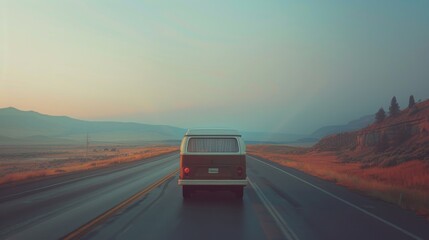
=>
[311,114,374,138]
[241,131,307,144]
[0,107,186,145]
[0,107,378,146]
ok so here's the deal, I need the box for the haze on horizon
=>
[1,1,428,135]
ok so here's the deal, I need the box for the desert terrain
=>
[0,144,178,185]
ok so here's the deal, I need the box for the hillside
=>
[314,99,429,166]
[249,99,429,217]
[0,107,186,144]
[311,114,374,138]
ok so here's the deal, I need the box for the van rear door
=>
[180,137,246,180]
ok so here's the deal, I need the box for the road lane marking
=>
[62,168,179,240]
[248,178,300,240]
[249,156,423,240]
[0,154,178,202]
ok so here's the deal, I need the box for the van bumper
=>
[178,178,248,186]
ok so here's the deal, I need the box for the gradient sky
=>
[1,1,429,134]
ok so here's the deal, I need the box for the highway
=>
[1,153,429,240]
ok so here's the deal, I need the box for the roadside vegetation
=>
[0,145,178,185]
[248,145,429,219]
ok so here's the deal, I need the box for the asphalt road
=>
[1,154,428,240]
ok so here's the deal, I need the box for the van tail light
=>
[183,167,190,176]
[236,166,243,176]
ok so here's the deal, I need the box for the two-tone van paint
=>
[178,129,248,199]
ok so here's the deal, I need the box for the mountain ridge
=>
[0,107,379,145]
[311,114,374,138]
[0,107,186,144]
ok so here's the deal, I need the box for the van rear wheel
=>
[182,186,192,199]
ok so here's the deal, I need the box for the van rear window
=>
[187,138,239,153]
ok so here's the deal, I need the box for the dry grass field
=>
[0,145,178,185]
[248,144,429,218]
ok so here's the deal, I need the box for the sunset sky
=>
[1,1,429,134]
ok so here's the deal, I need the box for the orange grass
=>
[0,145,178,185]
[248,145,429,218]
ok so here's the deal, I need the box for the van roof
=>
[185,128,241,136]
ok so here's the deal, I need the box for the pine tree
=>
[389,96,400,117]
[408,95,416,108]
[375,107,386,123]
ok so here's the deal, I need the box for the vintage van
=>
[178,129,247,199]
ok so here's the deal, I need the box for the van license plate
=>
[208,168,219,174]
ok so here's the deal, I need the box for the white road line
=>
[0,154,178,201]
[248,177,300,240]
[249,156,423,240]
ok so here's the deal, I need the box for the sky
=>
[1,1,429,134]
